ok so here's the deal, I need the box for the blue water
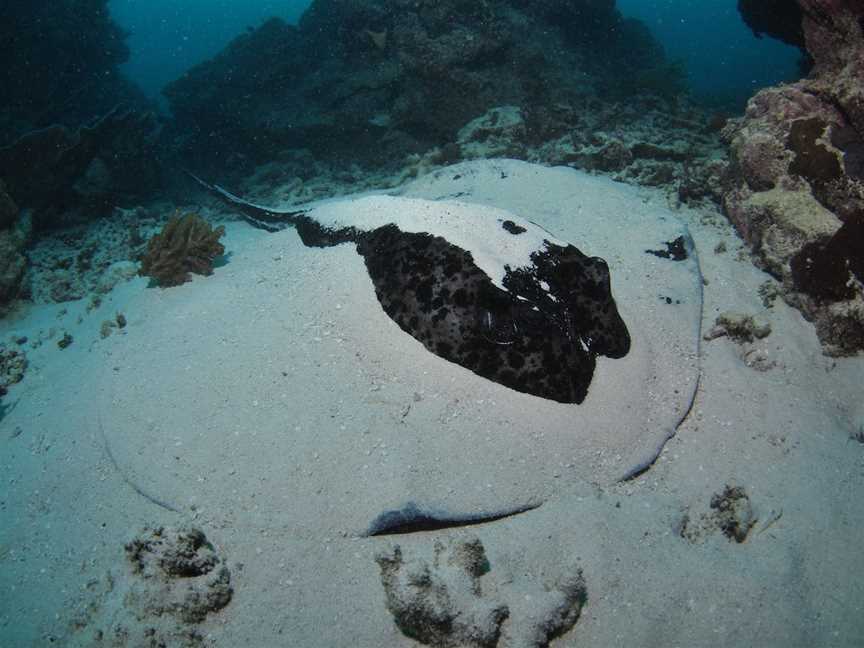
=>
[110,0,801,110]
[616,0,801,106]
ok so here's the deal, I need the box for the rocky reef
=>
[163,0,689,182]
[723,0,864,355]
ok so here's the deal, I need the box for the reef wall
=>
[724,0,864,354]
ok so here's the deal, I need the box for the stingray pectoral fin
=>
[580,256,631,358]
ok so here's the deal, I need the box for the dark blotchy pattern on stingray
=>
[357,224,630,403]
[190,174,632,403]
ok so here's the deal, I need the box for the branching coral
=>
[138,213,225,287]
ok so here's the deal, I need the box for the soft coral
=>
[139,212,225,287]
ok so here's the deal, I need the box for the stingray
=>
[192,173,631,404]
[96,160,703,531]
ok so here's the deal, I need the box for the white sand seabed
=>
[0,160,862,647]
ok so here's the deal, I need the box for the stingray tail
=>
[186,170,360,247]
[186,170,305,232]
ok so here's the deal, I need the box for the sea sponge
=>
[139,213,225,287]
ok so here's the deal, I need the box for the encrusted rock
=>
[457,106,527,159]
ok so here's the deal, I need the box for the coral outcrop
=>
[0,108,163,229]
[0,178,17,230]
[139,213,225,287]
[722,0,864,355]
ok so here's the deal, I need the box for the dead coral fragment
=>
[139,213,225,287]
[704,311,772,343]
[679,485,757,544]
[376,537,508,648]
